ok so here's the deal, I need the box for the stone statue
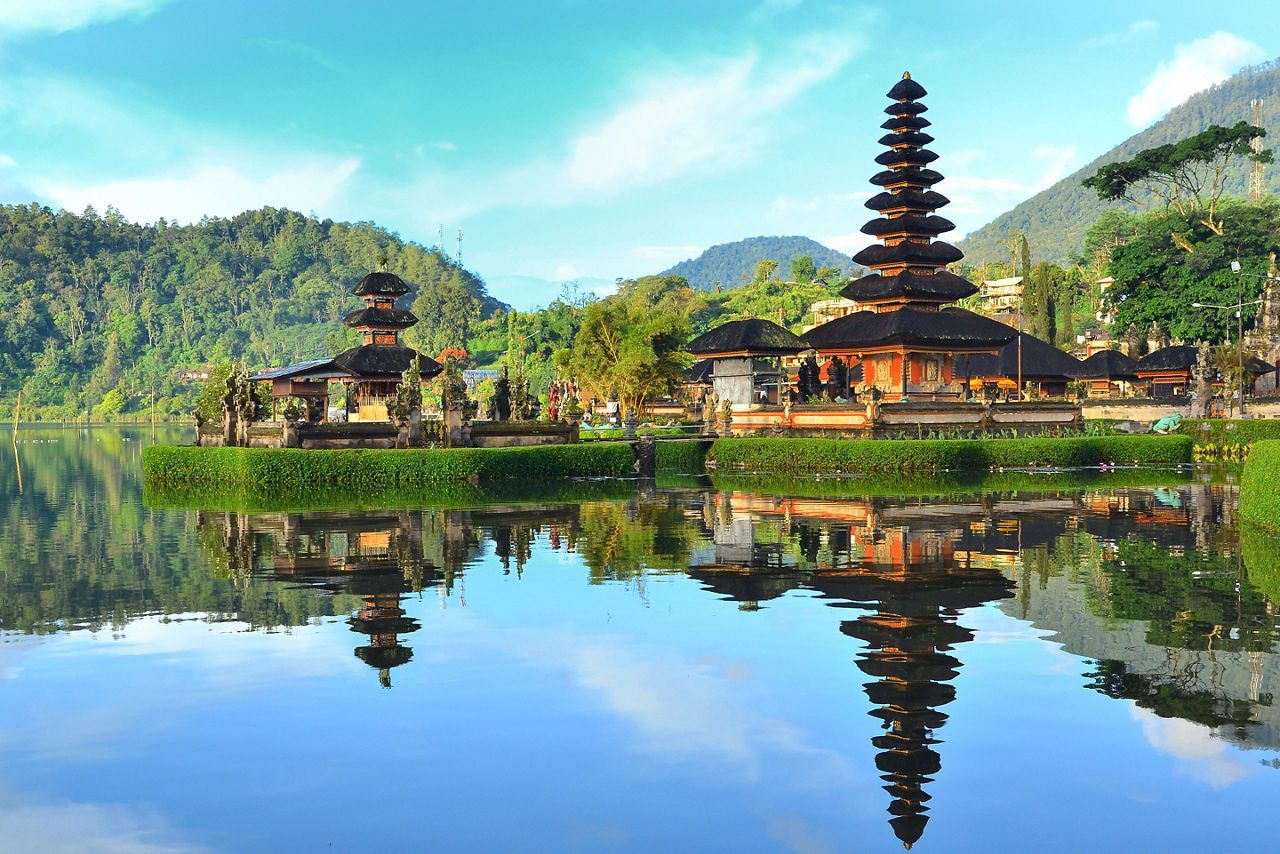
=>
[493,365,511,422]
[1191,340,1213,418]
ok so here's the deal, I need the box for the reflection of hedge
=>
[711,467,1194,499]
[1241,439,1280,534]
[709,435,1192,474]
[1241,524,1280,605]
[143,443,635,489]
[145,476,637,513]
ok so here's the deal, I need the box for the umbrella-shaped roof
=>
[1075,349,1138,380]
[686,318,807,357]
[953,333,1083,381]
[332,344,443,380]
[803,307,1016,352]
[1137,345,1197,373]
[1246,356,1277,375]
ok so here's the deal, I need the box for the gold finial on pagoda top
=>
[903,71,911,80]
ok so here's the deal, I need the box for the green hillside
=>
[661,235,856,292]
[958,58,1280,266]
[0,204,502,420]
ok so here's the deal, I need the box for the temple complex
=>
[803,73,1017,402]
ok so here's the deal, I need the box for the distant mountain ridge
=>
[958,58,1280,267]
[661,235,855,291]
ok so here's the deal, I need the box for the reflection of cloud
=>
[0,0,175,36]
[0,785,201,854]
[1127,32,1264,128]
[1132,705,1254,789]
[763,813,833,854]
[0,616,346,762]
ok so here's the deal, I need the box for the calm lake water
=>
[2,426,1278,853]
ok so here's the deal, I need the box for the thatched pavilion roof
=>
[1075,349,1138,380]
[686,318,807,356]
[803,307,1016,352]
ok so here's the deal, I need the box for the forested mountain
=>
[0,204,502,419]
[958,58,1280,266]
[661,235,855,291]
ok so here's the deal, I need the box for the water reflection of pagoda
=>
[688,491,1017,848]
[197,510,453,687]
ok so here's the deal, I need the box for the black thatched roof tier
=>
[953,333,1083,381]
[887,75,927,101]
[881,115,931,131]
[841,271,977,303]
[1075,349,1138,379]
[884,99,928,117]
[1137,345,1197,372]
[343,306,419,329]
[682,360,715,384]
[1246,356,1277,374]
[686,318,807,356]
[860,215,955,238]
[352,271,411,297]
[878,131,934,147]
[852,241,963,268]
[865,189,950,212]
[871,167,943,187]
[333,344,443,379]
[875,148,939,167]
[803,307,1017,351]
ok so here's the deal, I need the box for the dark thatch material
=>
[881,115,931,131]
[686,318,806,356]
[870,167,943,187]
[841,271,977,303]
[803,307,1017,351]
[342,306,420,329]
[333,344,443,379]
[887,76,927,101]
[1137,345,1197,372]
[878,131,934,147]
[852,241,963,268]
[354,646,414,670]
[682,360,715,384]
[883,99,928,116]
[865,189,949,212]
[860,215,955,238]
[352,271,411,297]
[874,148,939,167]
[953,333,1083,381]
[1246,356,1277,375]
[1075,349,1138,379]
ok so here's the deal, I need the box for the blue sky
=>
[1,1,1277,309]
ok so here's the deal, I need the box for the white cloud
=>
[630,244,705,262]
[1029,143,1079,190]
[822,231,875,256]
[0,0,175,35]
[1085,19,1158,49]
[0,153,15,168]
[0,787,201,854]
[1127,32,1264,128]
[41,157,361,225]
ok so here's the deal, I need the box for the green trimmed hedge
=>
[656,439,713,473]
[1176,418,1280,445]
[143,443,635,488]
[1241,439,1280,533]
[709,435,1192,475]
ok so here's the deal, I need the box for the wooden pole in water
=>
[12,389,20,439]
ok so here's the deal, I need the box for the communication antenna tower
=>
[457,228,464,267]
[436,224,444,254]
[1250,98,1265,204]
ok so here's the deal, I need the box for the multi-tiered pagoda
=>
[804,73,1016,401]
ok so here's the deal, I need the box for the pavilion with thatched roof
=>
[1075,349,1138,398]
[1136,345,1197,398]
[801,73,1017,402]
[686,318,807,405]
[952,332,1084,398]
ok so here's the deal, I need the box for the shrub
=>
[143,443,636,488]
[1241,439,1280,533]
[708,435,1192,475]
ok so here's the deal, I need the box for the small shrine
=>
[803,73,1017,402]
[686,318,807,405]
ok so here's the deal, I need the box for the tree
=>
[790,255,816,284]
[1083,122,1273,241]
[556,275,698,415]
